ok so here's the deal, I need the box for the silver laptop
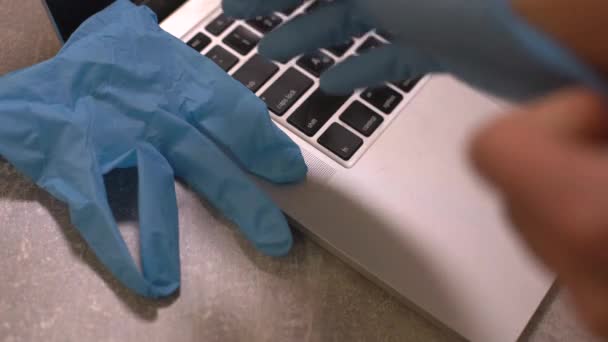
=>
[44,0,554,340]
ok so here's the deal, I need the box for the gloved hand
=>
[223,0,607,101]
[0,0,306,298]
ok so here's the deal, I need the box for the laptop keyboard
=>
[183,1,424,167]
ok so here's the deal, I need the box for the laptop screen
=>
[44,0,187,41]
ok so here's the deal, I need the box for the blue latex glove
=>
[0,0,307,298]
[223,0,607,101]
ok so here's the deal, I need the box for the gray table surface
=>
[0,1,600,341]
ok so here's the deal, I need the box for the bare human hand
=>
[471,88,608,337]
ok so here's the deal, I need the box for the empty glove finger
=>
[259,2,370,61]
[136,143,180,288]
[320,45,441,94]
[175,54,307,184]
[40,146,180,298]
[138,10,306,185]
[162,122,293,257]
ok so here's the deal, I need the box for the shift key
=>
[260,68,313,116]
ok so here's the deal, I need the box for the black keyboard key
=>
[361,86,403,114]
[205,46,238,72]
[186,33,211,52]
[340,101,384,137]
[327,40,354,57]
[223,26,260,55]
[297,51,334,77]
[357,36,384,54]
[247,14,283,34]
[393,77,422,93]
[205,14,235,36]
[287,90,350,137]
[260,68,314,116]
[318,123,363,161]
[233,55,279,92]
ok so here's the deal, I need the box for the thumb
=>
[470,87,608,266]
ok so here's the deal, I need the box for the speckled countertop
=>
[0,1,600,341]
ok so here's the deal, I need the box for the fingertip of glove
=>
[257,234,294,257]
[257,38,288,63]
[250,205,295,257]
[131,278,180,299]
[248,145,308,184]
[146,282,181,299]
[277,146,309,183]
[291,148,309,179]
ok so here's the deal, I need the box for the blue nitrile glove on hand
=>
[223,0,607,101]
[0,0,307,298]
